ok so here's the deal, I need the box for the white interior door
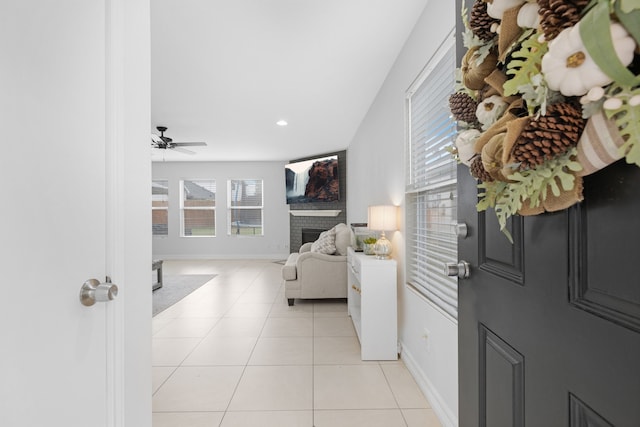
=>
[0,1,151,426]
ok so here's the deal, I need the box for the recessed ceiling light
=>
[276,120,288,127]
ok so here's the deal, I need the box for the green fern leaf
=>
[619,0,640,14]
[549,178,560,197]
[476,181,506,211]
[566,160,583,172]
[617,109,640,166]
[475,40,496,66]
[605,85,640,166]
[558,171,576,191]
[475,149,581,243]
[503,32,548,97]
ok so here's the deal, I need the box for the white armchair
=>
[281,223,352,306]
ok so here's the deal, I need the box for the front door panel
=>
[455,1,640,424]
[479,325,524,427]
[458,138,640,427]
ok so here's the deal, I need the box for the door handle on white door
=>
[79,278,118,306]
[444,261,470,279]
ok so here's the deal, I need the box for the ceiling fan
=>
[151,126,207,154]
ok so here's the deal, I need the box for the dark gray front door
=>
[458,138,640,426]
[455,4,640,425]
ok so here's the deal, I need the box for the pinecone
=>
[470,155,494,182]
[470,0,499,42]
[512,102,586,170]
[449,92,479,124]
[538,0,589,41]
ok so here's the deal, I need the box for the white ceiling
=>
[151,0,428,162]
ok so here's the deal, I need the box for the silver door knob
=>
[80,278,118,306]
[444,261,470,279]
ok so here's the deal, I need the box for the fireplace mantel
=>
[289,210,341,217]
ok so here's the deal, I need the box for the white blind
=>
[152,180,169,236]
[405,30,459,320]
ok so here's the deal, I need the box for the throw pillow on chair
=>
[310,228,336,254]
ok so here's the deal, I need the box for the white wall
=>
[346,2,458,426]
[152,161,291,259]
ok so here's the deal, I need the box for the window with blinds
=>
[181,179,216,237]
[152,180,169,236]
[228,179,263,236]
[405,30,459,320]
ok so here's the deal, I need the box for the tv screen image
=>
[285,155,339,204]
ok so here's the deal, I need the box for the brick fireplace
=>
[288,150,347,252]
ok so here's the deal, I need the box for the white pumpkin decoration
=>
[517,2,540,29]
[486,0,526,20]
[476,95,508,130]
[455,129,481,166]
[541,22,636,97]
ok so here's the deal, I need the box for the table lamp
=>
[367,205,397,259]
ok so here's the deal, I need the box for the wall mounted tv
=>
[285,154,340,204]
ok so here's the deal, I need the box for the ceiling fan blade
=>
[151,140,168,149]
[173,142,207,147]
[171,146,196,155]
[151,134,162,144]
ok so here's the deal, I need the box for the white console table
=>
[347,247,398,360]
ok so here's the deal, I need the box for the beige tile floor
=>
[152,259,442,427]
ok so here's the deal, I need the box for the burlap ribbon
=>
[501,115,531,175]
[518,199,545,216]
[498,5,525,62]
[484,69,520,104]
[474,98,525,153]
[543,176,584,212]
[517,176,584,215]
[482,133,509,181]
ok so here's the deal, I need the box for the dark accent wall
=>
[289,150,347,252]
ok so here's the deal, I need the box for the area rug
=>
[152,274,216,316]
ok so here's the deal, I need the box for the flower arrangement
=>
[450,0,640,241]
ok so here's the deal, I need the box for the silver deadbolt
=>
[80,278,118,306]
[455,223,468,238]
[444,261,470,279]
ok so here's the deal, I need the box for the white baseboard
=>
[401,344,459,427]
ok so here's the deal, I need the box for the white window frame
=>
[152,179,169,237]
[227,179,264,236]
[180,179,216,237]
[405,29,459,321]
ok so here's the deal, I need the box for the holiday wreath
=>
[450,0,640,241]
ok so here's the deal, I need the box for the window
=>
[181,180,216,236]
[228,179,263,235]
[405,30,459,320]
[152,180,169,236]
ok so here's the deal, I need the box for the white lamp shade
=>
[368,205,397,231]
